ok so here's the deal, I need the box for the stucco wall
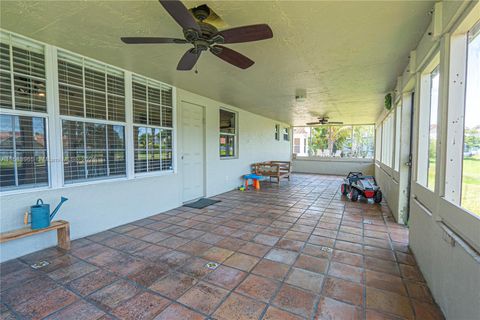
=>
[374,164,400,222]
[292,158,374,176]
[0,88,291,262]
[409,200,480,320]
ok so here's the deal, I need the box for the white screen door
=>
[181,101,205,202]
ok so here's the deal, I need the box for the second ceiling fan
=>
[306,117,344,126]
[121,0,273,71]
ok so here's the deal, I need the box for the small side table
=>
[244,174,263,190]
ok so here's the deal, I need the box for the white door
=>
[182,101,205,202]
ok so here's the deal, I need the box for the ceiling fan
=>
[121,1,273,71]
[306,117,344,126]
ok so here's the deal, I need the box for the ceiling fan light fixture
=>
[120,0,273,71]
[295,89,307,103]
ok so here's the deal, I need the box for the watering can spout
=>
[50,196,68,221]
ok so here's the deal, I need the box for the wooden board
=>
[0,220,69,244]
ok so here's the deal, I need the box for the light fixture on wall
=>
[15,77,46,97]
[295,89,307,103]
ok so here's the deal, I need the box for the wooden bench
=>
[0,220,70,250]
[252,161,292,183]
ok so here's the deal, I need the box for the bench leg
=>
[57,225,70,250]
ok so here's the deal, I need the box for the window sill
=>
[0,185,52,197]
[62,176,129,189]
[134,170,175,179]
[220,156,238,160]
[0,171,177,196]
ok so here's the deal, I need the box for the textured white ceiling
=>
[0,0,433,125]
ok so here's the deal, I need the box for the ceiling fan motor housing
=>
[121,0,273,70]
[183,22,225,51]
[192,5,211,21]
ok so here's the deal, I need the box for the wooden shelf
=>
[0,220,70,250]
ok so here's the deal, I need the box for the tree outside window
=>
[293,125,374,158]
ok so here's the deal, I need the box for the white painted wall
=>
[374,164,399,218]
[0,88,290,262]
[410,200,480,320]
[375,2,480,319]
[292,158,374,176]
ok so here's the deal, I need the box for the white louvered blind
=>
[58,51,127,183]
[0,32,47,112]
[0,115,48,189]
[132,75,173,173]
[58,52,125,121]
[132,76,173,128]
[62,120,126,183]
[0,32,49,191]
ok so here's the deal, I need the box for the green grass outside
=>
[462,156,480,216]
[428,156,479,216]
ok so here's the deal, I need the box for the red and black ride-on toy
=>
[341,172,382,203]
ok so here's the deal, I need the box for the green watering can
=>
[24,197,68,230]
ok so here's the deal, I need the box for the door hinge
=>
[405,154,412,167]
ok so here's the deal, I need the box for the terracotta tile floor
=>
[0,174,445,320]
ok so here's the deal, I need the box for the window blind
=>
[0,33,47,112]
[132,76,173,128]
[0,32,49,191]
[0,114,48,189]
[62,120,126,183]
[132,75,174,173]
[58,51,127,183]
[133,127,173,173]
[58,52,125,122]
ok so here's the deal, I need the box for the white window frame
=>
[131,75,175,176]
[0,29,177,195]
[219,108,238,159]
[394,103,402,172]
[292,124,375,159]
[416,53,440,191]
[443,11,480,226]
[56,50,128,185]
[283,127,290,141]
[375,125,382,163]
[274,124,280,141]
[410,3,480,252]
[0,31,51,193]
[381,114,394,168]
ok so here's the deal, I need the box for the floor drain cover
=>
[31,260,50,269]
[205,262,219,270]
[320,246,333,253]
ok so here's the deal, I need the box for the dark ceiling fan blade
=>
[210,45,254,69]
[218,24,273,44]
[177,49,201,70]
[159,0,200,31]
[121,37,187,44]
[306,122,322,125]
[328,122,344,125]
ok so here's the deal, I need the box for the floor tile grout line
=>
[207,183,318,320]
[2,175,443,320]
[257,183,327,320]
[309,183,347,320]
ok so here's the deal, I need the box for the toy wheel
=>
[350,188,359,202]
[341,184,348,195]
[374,191,382,203]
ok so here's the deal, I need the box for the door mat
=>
[183,198,220,209]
